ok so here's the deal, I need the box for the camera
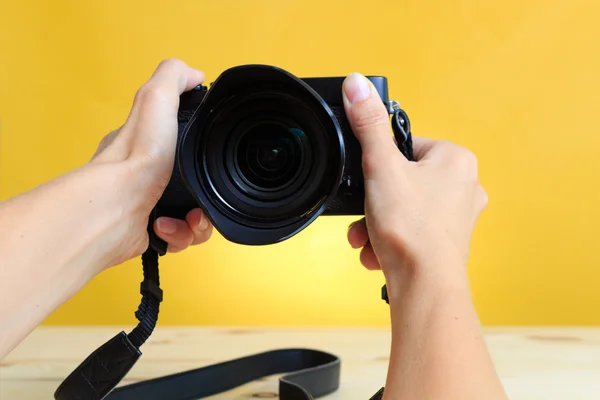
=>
[150,64,408,250]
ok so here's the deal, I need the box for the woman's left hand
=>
[91,58,213,261]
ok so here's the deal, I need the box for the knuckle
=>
[477,184,489,209]
[352,104,389,131]
[448,146,478,172]
[461,149,479,168]
[133,58,186,105]
[361,152,381,176]
[362,150,402,177]
[158,57,185,70]
[135,82,170,106]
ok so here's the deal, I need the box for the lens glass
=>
[197,89,343,229]
[235,122,304,191]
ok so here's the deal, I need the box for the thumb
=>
[342,73,405,179]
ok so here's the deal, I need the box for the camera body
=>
[151,65,393,251]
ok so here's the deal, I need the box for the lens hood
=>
[177,65,345,245]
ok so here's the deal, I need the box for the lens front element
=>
[235,122,306,193]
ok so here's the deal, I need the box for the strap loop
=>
[387,100,414,162]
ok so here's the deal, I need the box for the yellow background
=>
[1,0,599,326]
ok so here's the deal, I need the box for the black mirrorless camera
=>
[150,64,412,251]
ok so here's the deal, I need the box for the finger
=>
[360,243,381,270]
[185,208,213,245]
[154,216,194,253]
[148,58,204,93]
[342,72,406,179]
[126,59,204,159]
[348,218,369,249]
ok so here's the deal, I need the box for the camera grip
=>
[148,151,201,255]
[148,88,207,255]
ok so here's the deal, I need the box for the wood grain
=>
[1,327,599,399]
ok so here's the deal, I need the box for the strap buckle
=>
[140,279,163,303]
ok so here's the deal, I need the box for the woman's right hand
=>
[341,72,488,294]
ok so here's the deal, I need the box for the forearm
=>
[0,162,139,358]
[383,269,507,400]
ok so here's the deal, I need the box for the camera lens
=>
[182,65,345,242]
[235,122,303,191]
[256,144,286,172]
[257,146,285,171]
[222,113,313,205]
[199,91,340,226]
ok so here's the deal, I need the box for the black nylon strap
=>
[54,246,341,400]
[54,242,163,400]
[106,348,340,400]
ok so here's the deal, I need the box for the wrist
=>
[34,160,148,274]
[383,257,471,308]
[384,268,475,348]
[80,160,153,267]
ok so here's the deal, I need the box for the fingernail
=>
[157,218,176,234]
[343,72,371,104]
[198,212,209,231]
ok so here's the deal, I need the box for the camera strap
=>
[53,100,413,400]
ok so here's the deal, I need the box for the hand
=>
[0,59,216,358]
[342,73,488,287]
[91,59,213,260]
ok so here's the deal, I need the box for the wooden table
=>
[1,327,599,399]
